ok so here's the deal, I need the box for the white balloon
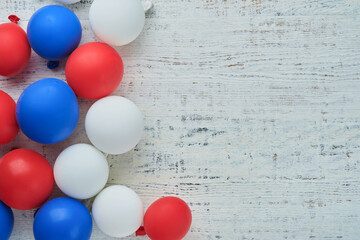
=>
[92,185,143,238]
[89,0,145,46]
[54,143,109,199]
[54,0,81,4]
[85,96,144,155]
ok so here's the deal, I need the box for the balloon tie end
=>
[8,15,20,24]
[136,226,146,236]
[142,0,153,13]
[47,61,59,70]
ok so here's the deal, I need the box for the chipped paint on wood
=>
[1,0,360,239]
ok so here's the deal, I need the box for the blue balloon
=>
[16,78,79,144]
[0,201,14,240]
[27,5,82,60]
[33,197,92,240]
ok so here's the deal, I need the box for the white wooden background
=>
[1,0,360,239]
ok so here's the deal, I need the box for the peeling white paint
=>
[1,0,360,239]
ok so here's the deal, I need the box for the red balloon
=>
[0,149,54,210]
[0,23,31,76]
[0,90,19,145]
[143,197,192,240]
[65,42,123,99]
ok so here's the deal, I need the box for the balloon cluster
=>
[0,1,192,240]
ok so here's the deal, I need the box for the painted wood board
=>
[1,0,360,239]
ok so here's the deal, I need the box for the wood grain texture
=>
[1,0,360,239]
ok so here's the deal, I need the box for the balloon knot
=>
[8,15,20,24]
[135,226,146,236]
[47,61,59,70]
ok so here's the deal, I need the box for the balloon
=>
[0,201,14,240]
[85,96,143,154]
[0,149,54,210]
[0,23,31,76]
[0,90,19,145]
[54,0,81,4]
[65,42,124,99]
[16,78,79,144]
[89,0,145,46]
[143,197,192,240]
[27,5,82,60]
[92,185,143,238]
[33,197,92,240]
[54,143,109,199]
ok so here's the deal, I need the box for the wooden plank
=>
[10,181,360,239]
[0,0,359,21]
[0,0,359,239]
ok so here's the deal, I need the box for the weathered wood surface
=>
[1,0,360,239]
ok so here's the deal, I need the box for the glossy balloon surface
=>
[89,0,145,46]
[0,200,14,240]
[33,197,92,240]
[66,42,123,99]
[92,185,143,238]
[16,78,79,144]
[144,197,192,240]
[27,5,81,60]
[54,143,109,199]
[0,90,19,145]
[0,23,31,76]
[85,96,143,154]
[0,149,54,210]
